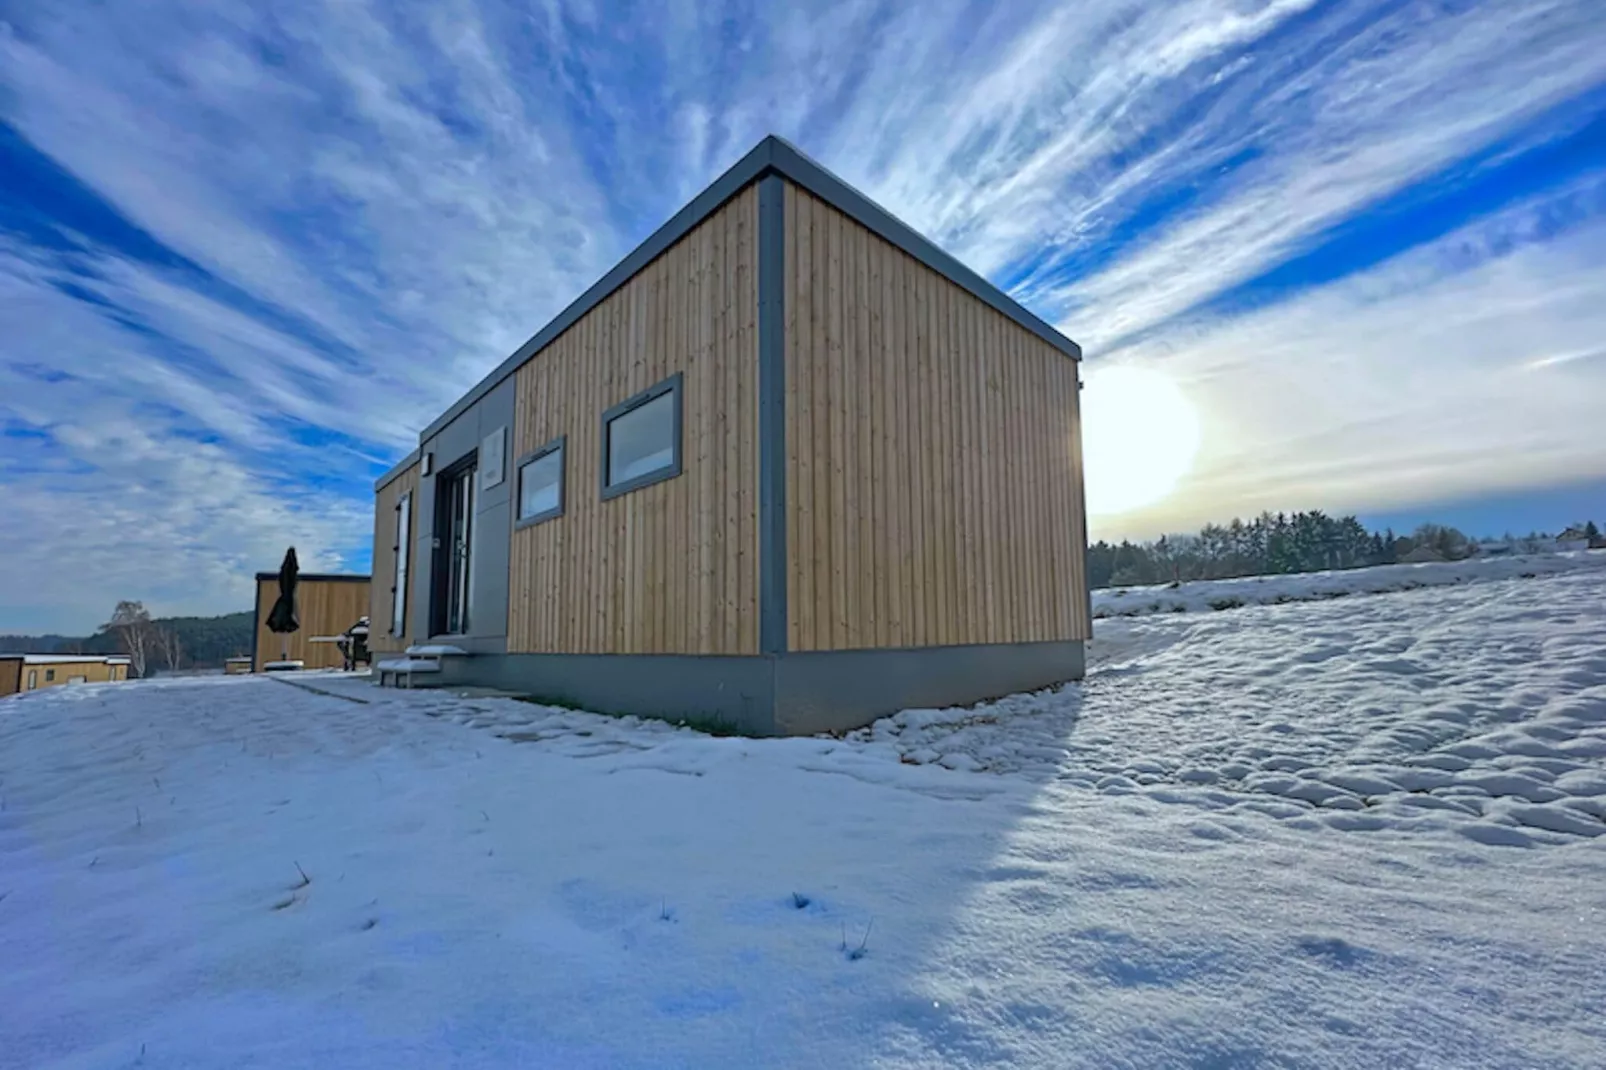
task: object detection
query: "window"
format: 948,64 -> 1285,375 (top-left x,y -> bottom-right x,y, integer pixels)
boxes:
45,669 -> 55,682
601,373 -> 682,499
516,437 -> 566,528
392,492 -> 412,637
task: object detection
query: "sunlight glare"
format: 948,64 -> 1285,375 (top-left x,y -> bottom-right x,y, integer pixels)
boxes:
1082,365 -> 1202,516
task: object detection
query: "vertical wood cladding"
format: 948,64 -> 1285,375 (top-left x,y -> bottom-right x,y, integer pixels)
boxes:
370,463 -> 420,656
783,183 -> 1091,652
253,577 -> 372,670
508,186 -> 760,655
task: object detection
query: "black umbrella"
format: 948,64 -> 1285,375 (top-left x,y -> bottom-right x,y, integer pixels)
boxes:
265,546 -> 300,664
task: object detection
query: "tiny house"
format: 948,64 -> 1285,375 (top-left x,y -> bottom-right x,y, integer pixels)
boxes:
372,136 -> 1090,735
0,654 -> 131,696
251,572 -> 371,671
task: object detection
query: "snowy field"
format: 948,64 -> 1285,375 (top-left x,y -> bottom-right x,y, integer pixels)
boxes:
1091,547 -> 1606,617
3,564 -> 1605,1068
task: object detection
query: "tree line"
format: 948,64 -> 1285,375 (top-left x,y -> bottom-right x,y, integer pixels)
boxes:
1088,512 -> 1599,589
0,604 -> 254,677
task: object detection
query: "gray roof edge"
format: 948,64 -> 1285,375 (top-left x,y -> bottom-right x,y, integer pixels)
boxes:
373,447 -> 422,493
415,134 -> 1079,445
418,138 -> 779,442
763,137 -> 1082,362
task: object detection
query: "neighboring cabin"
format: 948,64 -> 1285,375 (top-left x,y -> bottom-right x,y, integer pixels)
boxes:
251,573 -> 371,672
1556,528 -> 1592,553
0,654 -> 130,697
370,135 -> 1091,736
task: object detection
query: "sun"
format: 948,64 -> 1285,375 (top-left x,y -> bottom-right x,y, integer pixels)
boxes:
1081,364 -> 1201,516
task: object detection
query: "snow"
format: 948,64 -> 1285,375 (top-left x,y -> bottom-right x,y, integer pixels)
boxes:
3,562 -> 1605,1068
403,644 -> 470,657
1091,547 -> 1606,618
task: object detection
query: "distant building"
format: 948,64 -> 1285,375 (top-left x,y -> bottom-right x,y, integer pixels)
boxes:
251,572 -> 371,671
1476,541 -> 1515,557
1556,529 -> 1591,553
1400,545 -> 1445,564
0,654 -> 131,697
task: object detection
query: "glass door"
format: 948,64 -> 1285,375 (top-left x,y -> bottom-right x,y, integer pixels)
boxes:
432,458 -> 476,636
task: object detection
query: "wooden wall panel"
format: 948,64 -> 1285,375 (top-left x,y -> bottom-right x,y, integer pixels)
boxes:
253,578 -> 372,670
0,660 -> 22,696
508,186 -> 760,655
784,183 -> 1091,652
370,463 -> 420,655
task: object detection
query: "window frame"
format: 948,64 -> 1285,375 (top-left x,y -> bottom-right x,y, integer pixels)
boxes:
599,373 -> 683,501
514,435 -> 567,530
391,491 -> 412,638
45,669 -> 55,682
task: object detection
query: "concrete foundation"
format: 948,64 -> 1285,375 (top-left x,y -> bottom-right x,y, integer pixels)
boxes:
423,640 -> 1085,736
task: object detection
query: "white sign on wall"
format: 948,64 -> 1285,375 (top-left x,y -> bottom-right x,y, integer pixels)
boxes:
480,427 -> 506,490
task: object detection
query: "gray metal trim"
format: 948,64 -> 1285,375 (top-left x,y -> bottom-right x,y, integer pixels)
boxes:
373,448 -> 421,493
412,134 -> 1079,448
599,372 -> 683,501
420,142 -> 784,443
512,435 -> 567,529
758,175 -> 788,655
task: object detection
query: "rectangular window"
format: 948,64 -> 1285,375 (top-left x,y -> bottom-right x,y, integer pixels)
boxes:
392,492 -> 412,637
45,669 -> 55,682
601,373 -> 682,500
516,437 -> 566,528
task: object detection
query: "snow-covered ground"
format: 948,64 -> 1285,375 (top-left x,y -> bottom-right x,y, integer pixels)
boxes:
1091,547 -> 1606,617
3,564 -> 1605,1068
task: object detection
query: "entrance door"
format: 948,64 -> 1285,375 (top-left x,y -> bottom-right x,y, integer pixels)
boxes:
433,458 -> 476,635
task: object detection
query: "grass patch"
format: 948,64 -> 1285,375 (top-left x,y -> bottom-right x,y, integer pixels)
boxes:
1208,597 -> 1245,611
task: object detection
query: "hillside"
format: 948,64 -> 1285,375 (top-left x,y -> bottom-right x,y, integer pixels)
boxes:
0,610 -> 254,669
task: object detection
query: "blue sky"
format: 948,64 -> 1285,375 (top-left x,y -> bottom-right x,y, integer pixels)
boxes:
2,0 -> 1604,634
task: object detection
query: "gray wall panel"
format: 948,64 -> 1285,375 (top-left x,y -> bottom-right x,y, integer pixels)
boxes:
439,653 -> 778,737
412,376 -> 515,649
772,641 -> 1085,736
391,641 -> 1083,738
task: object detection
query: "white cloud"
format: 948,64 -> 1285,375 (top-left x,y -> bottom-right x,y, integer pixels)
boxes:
1,0 -> 1603,630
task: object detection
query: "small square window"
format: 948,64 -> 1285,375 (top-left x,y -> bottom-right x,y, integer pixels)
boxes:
45,669 -> 56,682
515,436 -> 566,528
601,374 -> 682,499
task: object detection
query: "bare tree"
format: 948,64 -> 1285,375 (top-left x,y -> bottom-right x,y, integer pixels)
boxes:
153,625 -> 185,674
103,601 -> 156,679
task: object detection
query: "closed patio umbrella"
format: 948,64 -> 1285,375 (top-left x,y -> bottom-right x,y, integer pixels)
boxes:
265,546 -> 300,666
